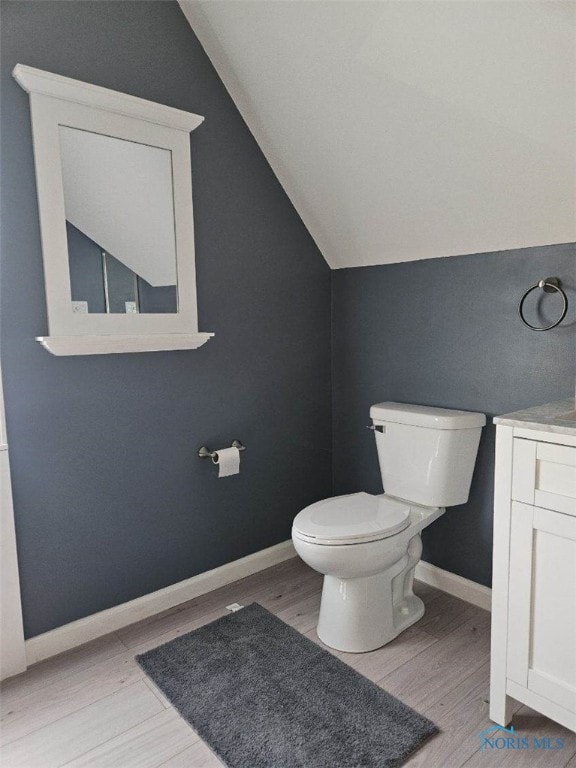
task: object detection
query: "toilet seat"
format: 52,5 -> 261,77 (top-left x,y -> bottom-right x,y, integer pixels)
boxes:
292,492 -> 411,546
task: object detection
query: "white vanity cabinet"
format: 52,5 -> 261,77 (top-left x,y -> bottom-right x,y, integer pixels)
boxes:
490,403 -> 576,733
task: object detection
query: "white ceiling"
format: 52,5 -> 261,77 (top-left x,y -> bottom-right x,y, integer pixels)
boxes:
180,0 -> 576,269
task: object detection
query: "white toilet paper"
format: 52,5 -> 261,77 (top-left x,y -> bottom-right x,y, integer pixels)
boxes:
212,446 -> 241,478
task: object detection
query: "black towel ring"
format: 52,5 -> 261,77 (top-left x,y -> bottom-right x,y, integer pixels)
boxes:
518,277 -> 568,331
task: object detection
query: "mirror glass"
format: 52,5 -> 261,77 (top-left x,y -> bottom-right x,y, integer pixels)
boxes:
59,126 -> 178,314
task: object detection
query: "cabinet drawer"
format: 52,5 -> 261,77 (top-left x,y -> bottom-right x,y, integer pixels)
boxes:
512,439 -> 576,515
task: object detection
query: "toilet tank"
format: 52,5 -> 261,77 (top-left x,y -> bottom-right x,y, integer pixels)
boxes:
370,402 -> 486,507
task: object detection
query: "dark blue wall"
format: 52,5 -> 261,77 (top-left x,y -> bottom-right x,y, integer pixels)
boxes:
332,244 -> 575,587
2,1 -> 574,639
0,1 -> 332,637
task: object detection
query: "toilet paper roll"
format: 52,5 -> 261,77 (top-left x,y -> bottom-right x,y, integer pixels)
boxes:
212,446 -> 241,478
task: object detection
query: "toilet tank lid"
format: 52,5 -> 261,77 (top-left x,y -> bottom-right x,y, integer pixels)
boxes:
370,402 -> 486,430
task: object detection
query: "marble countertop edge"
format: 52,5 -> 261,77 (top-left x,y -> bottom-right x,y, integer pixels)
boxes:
493,398 -> 576,436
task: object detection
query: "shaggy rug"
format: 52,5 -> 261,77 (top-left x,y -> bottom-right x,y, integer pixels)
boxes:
137,602 -> 438,767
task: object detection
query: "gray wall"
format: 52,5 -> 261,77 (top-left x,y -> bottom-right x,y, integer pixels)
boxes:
0,1 -> 332,638
332,244 -> 575,587
2,1 -> 574,639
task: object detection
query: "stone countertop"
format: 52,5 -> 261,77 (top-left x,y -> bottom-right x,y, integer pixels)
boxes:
493,398 -> 576,436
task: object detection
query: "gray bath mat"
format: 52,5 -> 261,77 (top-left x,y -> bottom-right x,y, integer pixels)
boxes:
136,603 -> 438,768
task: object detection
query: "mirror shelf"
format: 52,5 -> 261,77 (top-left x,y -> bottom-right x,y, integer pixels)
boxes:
37,334 -> 214,356
13,64 -> 213,356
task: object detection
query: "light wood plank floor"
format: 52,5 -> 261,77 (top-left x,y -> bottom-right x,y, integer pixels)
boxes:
1,558 -> 575,767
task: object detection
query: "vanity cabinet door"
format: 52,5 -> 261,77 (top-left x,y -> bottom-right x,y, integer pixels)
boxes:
507,501 -> 576,715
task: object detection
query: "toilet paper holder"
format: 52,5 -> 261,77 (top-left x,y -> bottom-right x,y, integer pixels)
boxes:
198,440 -> 246,460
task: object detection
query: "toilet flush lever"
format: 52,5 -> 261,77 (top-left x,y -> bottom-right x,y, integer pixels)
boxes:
367,425 -> 385,433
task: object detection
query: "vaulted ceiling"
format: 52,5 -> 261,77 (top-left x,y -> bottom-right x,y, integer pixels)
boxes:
180,1 -> 576,269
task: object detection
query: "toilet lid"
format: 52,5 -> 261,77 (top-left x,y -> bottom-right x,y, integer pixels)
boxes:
292,493 -> 411,545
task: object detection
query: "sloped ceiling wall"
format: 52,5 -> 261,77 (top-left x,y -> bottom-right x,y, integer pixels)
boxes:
180,0 -> 575,269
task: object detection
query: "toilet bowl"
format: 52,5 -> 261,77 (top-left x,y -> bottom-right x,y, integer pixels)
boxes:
292,402 -> 485,653
292,492 -> 444,652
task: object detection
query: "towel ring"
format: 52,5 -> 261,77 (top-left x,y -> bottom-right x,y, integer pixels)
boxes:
518,277 -> 568,331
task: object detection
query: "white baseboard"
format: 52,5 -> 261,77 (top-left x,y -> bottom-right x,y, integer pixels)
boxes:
415,560 -> 492,612
24,546 -> 489,667
25,540 -> 296,665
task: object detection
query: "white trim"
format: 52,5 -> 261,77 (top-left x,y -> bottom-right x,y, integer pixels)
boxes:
37,333 -> 214,356
0,368 -> 27,681
415,560 -> 492,612
507,679 -> 575,733
513,427 -> 576,447
23,544 -> 491,667
12,64 -> 203,132
25,540 -> 296,665
489,424 -> 516,726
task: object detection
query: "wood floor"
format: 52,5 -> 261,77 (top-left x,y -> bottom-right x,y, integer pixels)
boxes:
1,557 -> 575,767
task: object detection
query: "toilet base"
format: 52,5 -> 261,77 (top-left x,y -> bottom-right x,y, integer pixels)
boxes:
317,535 -> 424,653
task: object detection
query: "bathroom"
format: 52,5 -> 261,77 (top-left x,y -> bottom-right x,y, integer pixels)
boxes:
0,1 -> 574,766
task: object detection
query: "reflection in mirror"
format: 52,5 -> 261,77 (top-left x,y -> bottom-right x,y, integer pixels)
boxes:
59,126 -> 178,314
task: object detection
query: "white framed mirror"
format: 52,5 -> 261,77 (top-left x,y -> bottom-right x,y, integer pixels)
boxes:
13,64 -> 213,355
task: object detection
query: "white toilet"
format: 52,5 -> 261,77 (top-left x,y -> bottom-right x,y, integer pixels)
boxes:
292,402 -> 486,653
